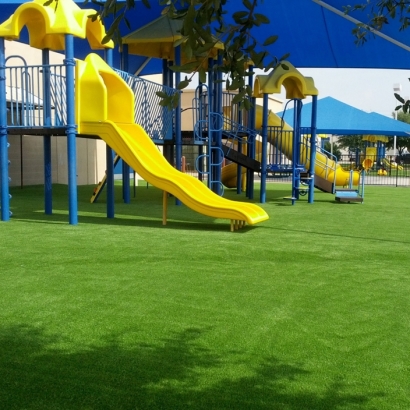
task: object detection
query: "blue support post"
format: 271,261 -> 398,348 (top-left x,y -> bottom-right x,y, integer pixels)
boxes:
105,48 -> 115,218
43,49 -> 52,214
207,58 -> 214,191
0,37 -> 9,221
65,35 -> 78,224
121,44 -> 131,204
291,99 -> 302,203
215,52 -> 223,195
259,93 -> 269,203
236,92 -> 243,195
162,59 -> 168,87
308,95 -> 317,203
174,45 -> 182,205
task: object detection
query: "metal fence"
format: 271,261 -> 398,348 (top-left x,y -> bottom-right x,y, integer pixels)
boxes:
338,154 -> 410,187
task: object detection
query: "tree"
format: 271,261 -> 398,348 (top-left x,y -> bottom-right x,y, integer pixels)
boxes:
345,1 -> 410,112
79,0 -> 284,109
344,1 -> 410,45
386,110 -> 410,155
323,140 -> 342,160
336,135 -> 366,153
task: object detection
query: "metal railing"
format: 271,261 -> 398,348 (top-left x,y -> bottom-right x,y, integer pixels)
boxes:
5,60 -> 66,128
115,69 -> 178,142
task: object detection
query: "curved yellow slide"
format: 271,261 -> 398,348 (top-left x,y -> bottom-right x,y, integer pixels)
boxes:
383,158 -> 403,170
75,54 -> 268,227
222,105 -> 359,188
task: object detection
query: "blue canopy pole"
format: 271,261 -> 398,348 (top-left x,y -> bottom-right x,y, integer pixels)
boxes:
260,93 -> 269,203
65,34 -> 78,224
0,37 -> 9,221
121,44 -> 130,204
42,49 -> 52,214
105,48 -> 115,218
174,45 -> 182,205
308,95 -> 317,203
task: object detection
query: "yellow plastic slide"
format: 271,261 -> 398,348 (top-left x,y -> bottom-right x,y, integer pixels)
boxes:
383,158 -> 403,170
75,54 -> 268,227
222,106 -> 359,188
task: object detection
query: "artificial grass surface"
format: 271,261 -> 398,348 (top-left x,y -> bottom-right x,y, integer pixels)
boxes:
1,182 -> 409,409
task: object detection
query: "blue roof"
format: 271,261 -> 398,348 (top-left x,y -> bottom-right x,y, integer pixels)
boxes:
2,1 -> 410,74
277,96 -> 410,137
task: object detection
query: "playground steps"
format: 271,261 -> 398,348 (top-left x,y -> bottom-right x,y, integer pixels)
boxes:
221,145 -> 261,171
90,154 -> 120,203
312,173 -> 334,194
335,189 -> 363,203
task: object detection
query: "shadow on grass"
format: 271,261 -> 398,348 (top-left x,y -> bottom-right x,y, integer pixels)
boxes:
11,210 -> 260,233
0,325 -> 381,410
9,185 -> 267,233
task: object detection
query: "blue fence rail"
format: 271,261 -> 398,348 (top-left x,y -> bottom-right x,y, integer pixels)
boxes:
4,62 -> 178,143
5,63 -> 66,128
114,69 -> 178,143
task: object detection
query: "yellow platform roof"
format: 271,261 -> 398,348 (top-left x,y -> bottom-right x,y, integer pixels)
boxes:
122,13 -> 223,71
0,0 -> 113,51
254,61 -> 318,99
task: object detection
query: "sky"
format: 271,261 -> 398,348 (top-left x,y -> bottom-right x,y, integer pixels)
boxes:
276,68 -> 410,118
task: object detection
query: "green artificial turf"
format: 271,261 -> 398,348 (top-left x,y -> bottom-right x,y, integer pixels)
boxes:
1,182 -> 409,409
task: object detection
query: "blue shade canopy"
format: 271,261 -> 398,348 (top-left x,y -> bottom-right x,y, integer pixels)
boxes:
277,96 -> 410,136
2,0 -> 410,74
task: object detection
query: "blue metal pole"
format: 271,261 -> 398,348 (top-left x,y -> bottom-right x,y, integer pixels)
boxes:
308,95 -> 317,203
207,58 -> 214,191
174,45 -> 182,205
105,48 -> 115,218
65,35 -> 78,224
43,49 -> 52,214
216,52 -> 223,195
120,44 -> 131,204
292,99 -> 302,202
162,59 -> 168,87
0,37 -> 9,221
259,93 -> 268,203
247,65 -> 255,199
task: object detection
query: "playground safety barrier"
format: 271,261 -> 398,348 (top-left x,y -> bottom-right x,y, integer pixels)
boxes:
5,61 -> 66,129
114,69 -> 178,143
4,60 -> 178,144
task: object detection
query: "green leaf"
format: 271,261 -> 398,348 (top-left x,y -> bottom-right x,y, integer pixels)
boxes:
156,91 -> 169,99
395,93 -> 405,103
177,79 -> 191,90
254,13 -> 270,24
184,5 -> 196,35
263,35 -> 278,46
199,68 -> 207,84
278,53 -> 291,61
232,11 -> 248,24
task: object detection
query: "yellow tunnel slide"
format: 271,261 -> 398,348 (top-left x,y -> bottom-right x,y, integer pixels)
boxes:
222,106 -> 359,188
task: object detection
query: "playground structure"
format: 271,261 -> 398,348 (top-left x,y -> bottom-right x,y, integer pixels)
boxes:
359,135 -> 404,172
0,0 -> 269,230
0,0 -> 365,227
